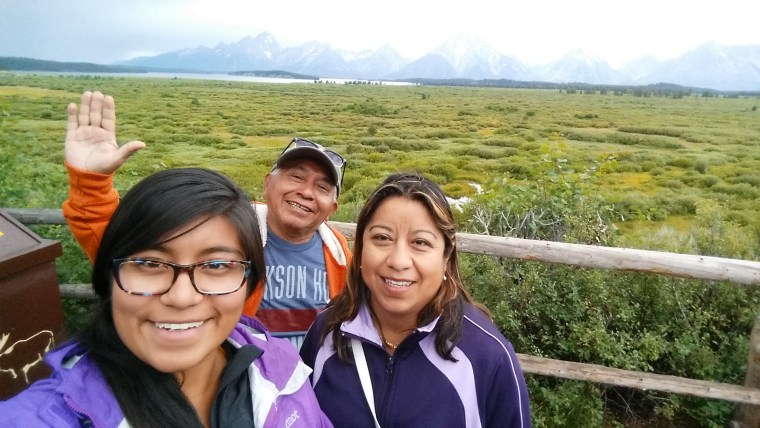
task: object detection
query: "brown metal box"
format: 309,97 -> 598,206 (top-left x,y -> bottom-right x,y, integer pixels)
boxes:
0,210 -> 64,399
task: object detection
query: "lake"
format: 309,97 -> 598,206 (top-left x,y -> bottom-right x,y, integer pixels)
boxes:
12,71 -> 418,86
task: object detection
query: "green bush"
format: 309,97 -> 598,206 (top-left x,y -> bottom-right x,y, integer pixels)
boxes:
449,146 -> 502,159
696,175 -> 720,188
710,183 -> 760,200
618,126 -> 685,138
727,174 -> 760,187
667,157 -> 696,169
343,101 -> 393,116
460,170 -> 760,426
694,159 -> 708,174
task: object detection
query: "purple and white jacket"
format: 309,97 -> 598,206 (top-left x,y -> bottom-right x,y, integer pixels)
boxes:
0,316 -> 332,428
300,303 -> 531,428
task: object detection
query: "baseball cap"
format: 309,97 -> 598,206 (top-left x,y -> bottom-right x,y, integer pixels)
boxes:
273,138 -> 346,196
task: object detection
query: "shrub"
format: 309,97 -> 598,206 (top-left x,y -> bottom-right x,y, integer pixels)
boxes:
695,175 -> 720,188
483,138 -> 523,148
694,159 -> 708,174
710,183 -> 760,200
691,200 -> 760,258
727,174 -> 760,187
343,101 -> 393,116
618,126 -> 685,138
462,189 -> 760,426
449,146 -> 502,159
422,129 -> 464,139
667,157 -> 696,169
662,179 -> 685,189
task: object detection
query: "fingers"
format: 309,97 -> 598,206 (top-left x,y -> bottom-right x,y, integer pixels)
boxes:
119,141 -> 146,159
101,95 -> 116,134
89,92 -> 103,128
78,91 -> 91,126
66,102 -> 78,134
106,141 -> 146,172
76,91 -> 108,129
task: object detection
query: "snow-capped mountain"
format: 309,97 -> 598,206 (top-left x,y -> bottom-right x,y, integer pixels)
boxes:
619,55 -> 661,81
535,50 -> 629,85
427,34 -> 530,80
273,41 -> 353,77
636,43 -> 760,91
118,33 -> 760,91
125,32 -> 285,72
343,45 -> 409,79
388,53 -> 457,80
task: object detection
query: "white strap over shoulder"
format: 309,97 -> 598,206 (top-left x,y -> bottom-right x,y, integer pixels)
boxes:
253,203 -> 269,246
317,222 -> 347,265
351,338 -> 381,428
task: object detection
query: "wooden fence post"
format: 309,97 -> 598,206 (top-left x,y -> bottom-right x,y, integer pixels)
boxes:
734,311 -> 760,427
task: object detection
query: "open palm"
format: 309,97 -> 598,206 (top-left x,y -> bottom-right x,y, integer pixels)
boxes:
64,91 -> 144,174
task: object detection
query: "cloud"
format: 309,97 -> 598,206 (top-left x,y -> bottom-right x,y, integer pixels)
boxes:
1,0 -> 759,67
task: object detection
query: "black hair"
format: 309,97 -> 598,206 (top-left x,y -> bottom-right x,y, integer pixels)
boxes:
78,168 -> 264,428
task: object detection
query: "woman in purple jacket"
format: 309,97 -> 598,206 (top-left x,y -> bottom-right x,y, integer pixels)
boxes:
0,162 -> 331,425
300,172 -> 531,427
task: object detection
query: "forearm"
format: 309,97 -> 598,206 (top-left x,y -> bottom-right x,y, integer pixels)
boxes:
61,162 -> 119,263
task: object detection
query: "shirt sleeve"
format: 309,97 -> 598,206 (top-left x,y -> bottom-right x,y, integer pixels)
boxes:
242,279 -> 265,317
61,162 -> 119,263
487,347 -> 532,428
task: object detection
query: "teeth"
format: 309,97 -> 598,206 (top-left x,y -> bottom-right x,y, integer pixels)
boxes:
386,279 -> 412,287
155,321 -> 204,331
287,201 -> 312,212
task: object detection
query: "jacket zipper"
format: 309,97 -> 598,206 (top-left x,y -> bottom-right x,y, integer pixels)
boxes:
63,394 -> 101,428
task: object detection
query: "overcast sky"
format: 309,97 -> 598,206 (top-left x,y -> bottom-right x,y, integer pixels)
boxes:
1,0 -> 758,68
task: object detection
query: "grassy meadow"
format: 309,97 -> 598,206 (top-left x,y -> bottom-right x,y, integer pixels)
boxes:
3,73 -> 759,241
2,73 -> 760,426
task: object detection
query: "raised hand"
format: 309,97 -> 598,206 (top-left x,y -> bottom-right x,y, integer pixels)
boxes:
64,91 -> 145,174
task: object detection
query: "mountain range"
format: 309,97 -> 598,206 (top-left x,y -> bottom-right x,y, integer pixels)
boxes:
119,32 -> 759,91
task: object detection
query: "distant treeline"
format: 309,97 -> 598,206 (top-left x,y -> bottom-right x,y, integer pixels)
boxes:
406,77 -> 760,97
0,57 -> 150,73
0,57 -> 206,75
3,56 -> 759,97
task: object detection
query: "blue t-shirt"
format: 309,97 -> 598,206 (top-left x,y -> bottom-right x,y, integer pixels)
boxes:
257,228 -> 329,349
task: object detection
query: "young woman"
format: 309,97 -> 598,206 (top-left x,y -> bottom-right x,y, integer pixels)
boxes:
300,172 -> 531,427
0,167 -> 332,427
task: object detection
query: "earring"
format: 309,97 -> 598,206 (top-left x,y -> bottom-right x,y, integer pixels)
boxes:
443,273 -> 447,280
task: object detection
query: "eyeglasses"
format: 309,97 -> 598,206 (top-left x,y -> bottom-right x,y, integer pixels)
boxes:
285,138 -> 346,169
112,258 -> 252,296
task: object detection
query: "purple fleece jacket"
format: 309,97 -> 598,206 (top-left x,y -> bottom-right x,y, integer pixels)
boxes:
300,303 -> 531,428
0,315 -> 332,428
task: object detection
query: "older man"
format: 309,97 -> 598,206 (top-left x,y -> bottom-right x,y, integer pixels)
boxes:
63,91 -> 351,348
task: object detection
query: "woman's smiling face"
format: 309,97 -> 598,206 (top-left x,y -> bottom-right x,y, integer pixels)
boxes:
111,215 -> 246,374
361,196 -> 448,326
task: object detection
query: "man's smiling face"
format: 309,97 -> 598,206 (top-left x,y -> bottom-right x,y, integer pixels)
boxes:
263,159 -> 338,243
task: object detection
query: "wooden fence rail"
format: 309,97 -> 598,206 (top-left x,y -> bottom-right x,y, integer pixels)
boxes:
10,208 -> 759,286
7,208 -> 760,411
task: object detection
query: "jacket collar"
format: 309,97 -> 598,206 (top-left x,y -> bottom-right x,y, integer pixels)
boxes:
340,304 -> 440,346
254,203 -> 347,266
